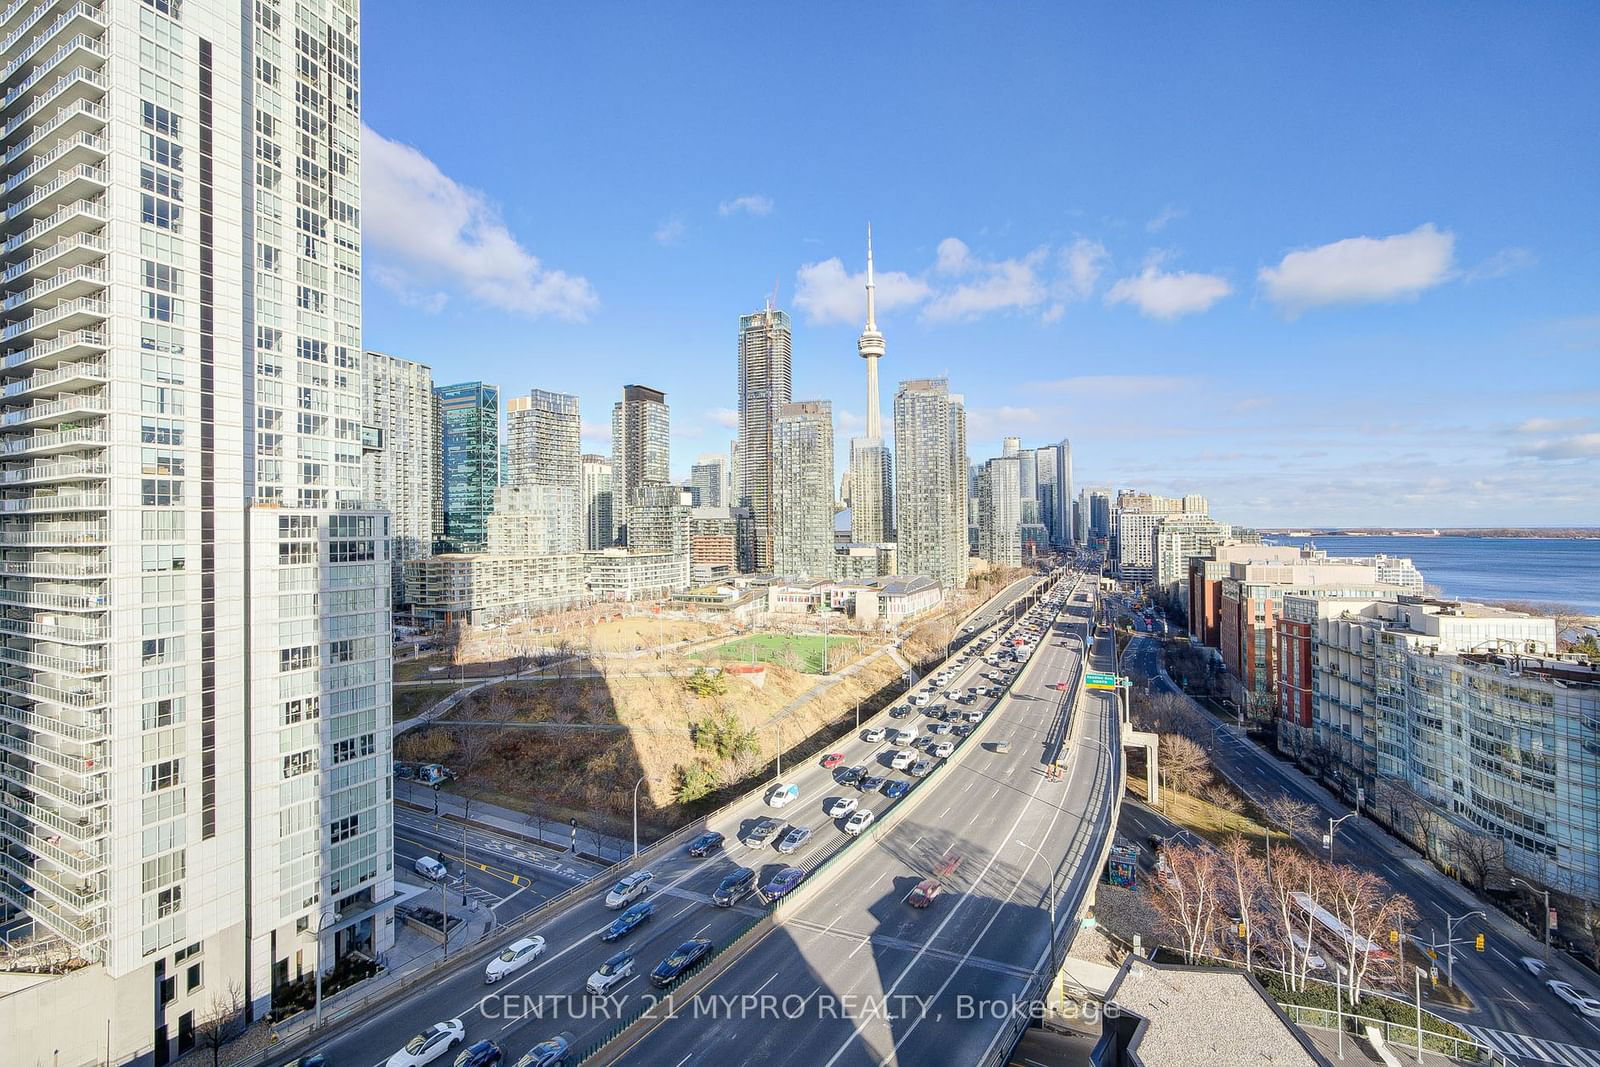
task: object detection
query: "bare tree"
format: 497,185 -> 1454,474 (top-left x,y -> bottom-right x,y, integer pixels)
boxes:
1222,834 -> 1267,972
1160,733 -> 1212,799
1325,864 -> 1417,1003
1258,848 -> 1328,993
1447,826 -> 1504,891
1151,844 -> 1226,964
194,981 -> 247,1067
1261,795 -> 1317,848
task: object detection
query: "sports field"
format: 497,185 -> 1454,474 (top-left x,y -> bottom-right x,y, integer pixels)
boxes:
693,632 -> 859,674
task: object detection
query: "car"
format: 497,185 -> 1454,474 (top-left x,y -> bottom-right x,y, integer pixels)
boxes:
882,779 -> 910,799
766,783 -> 800,808
1520,956 -> 1546,976
651,939 -> 714,987
586,950 -> 636,994
992,740 -> 1011,754
932,741 -> 954,759
604,870 -> 654,909
1548,980 -> 1600,1017
952,724 -> 973,738
889,705 -> 912,719
512,1032 -> 576,1067
776,825 -> 813,854
484,936 -> 547,982
601,899 -> 655,941
862,726 -> 887,742
836,765 -> 865,785
745,817 -> 781,847
910,758 -> 933,777
453,1041 -> 504,1067
711,867 -> 756,906
907,878 -> 942,908
820,752 -> 845,768
890,729 -> 916,746
935,854 -> 964,878
843,809 -> 875,835
761,866 -> 806,901
908,694 -> 929,707
858,774 -> 886,792
414,856 -> 448,881
285,1057 -> 329,1067
687,831 -> 725,857
927,722 -> 950,735
387,1020 -> 466,1067
890,749 -> 916,771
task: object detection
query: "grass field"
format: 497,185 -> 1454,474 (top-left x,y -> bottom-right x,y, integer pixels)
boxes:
693,633 -> 858,674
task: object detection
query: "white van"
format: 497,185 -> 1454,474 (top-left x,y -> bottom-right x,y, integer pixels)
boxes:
414,855 -> 447,881
890,729 -> 917,747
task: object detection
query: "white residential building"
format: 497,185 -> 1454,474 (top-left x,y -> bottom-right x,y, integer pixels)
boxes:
580,453 -> 613,550
977,456 -> 1022,566
363,351 -> 440,601
1152,513 -> 1232,605
611,384 -> 669,547
893,379 -> 968,593
737,305 -> 792,571
0,3 -> 392,1063
772,400 -> 834,578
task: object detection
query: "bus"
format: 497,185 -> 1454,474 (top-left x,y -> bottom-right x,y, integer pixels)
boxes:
1291,892 -> 1393,964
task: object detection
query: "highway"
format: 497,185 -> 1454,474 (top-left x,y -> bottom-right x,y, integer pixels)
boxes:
270,575 -> 1048,1067
598,575 -> 1121,1066
1117,610 -> 1600,1067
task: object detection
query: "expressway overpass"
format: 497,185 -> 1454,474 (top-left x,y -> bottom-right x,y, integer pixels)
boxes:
264,575 -> 1052,1067
594,576 -> 1122,1066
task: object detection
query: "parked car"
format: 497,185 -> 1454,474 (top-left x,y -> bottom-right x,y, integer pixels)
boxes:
453,1041 -> 504,1067
766,783 -> 800,808
776,825 -> 813,854
687,831 -> 725,857
604,870 -> 654,909
711,868 -> 756,907
760,867 -> 806,902
387,1020 -> 466,1067
651,939 -> 714,987
484,936 -> 546,983
586,951 -> 635,994
843,809 -> 875,835
414,856 -> 448,881
512,1032 -> 575,1067
601,900 -> 655,941
907,879 -> 942,908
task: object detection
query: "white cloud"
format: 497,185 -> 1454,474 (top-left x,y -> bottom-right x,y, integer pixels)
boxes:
362,126 -> 597,320
922,242 -> 1049,322
1060,238 -> 1108,301
1515,416 -> 1592,434
1258,223 -> 1454,314
1105,264 -> 1232,319
1514,433 -> 1600,460
718,194 -> 774,217
706,407 -> 741,430
1145,205 -> 1186,233
793,258 -> 932,325
653,215 -> 687,245
1465,246 -> 1536,282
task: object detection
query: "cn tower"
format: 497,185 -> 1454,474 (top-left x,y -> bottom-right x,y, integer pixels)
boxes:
858,223 -> 886,439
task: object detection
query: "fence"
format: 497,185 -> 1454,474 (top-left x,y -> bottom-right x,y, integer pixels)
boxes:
1278,1003 -> 1500,1063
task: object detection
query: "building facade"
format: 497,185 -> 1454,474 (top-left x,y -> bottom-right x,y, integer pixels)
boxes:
610,384 -> 669,546
503,389 -> 581,553
689,459 -> 724,508
892,379 -> 968,593
688,506 -> 753,581
363,351 -> 440,602
435,381 -> 500,551
737,305 -> 792,571
1152,513 -> 1231,607
0,4 -> 393,1063
977,456 -> 1023,567
580,453 -> 613,549
772,400 -> 834,577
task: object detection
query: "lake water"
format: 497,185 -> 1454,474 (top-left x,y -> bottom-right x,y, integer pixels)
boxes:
1268,535 -> 1600,615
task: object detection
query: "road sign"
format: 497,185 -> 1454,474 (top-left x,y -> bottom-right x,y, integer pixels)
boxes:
1086,672 -> 1121,690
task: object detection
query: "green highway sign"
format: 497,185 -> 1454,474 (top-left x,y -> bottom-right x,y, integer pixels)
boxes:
1086,672 -> 1119,688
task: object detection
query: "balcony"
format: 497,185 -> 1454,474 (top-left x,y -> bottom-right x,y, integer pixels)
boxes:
0,613 -> 105,642
0,4 -> 105,89
0,61 -> 104,139
1,353 -> 102,398
0,877 -> 106,954
1,232 -> 103,287
3,196 -> 104,256
5,109 -> 103,181
0,729 -> 107,775
0,554 -> 105,578
1,291 -> 105,343
0,422 -> 105,457
0,701 -> 105,740
0,786 -> 104,842
0,455 -> 106,485
0,848 -> 104,913
0,757 -> 102,807
0,487 -> 107,511
2,260 -> 104,314
0,668 -> 104,708
0,584 -> 106,610
0,813 -> 104,875
4,163 -> 107,229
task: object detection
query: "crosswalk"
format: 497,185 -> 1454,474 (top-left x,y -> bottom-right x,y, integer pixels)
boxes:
1464,1024 -> 1600,1067
449,877 -> 505,908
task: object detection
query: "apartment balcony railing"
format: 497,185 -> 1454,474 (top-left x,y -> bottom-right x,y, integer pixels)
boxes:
0,486 -> 107,511
4,126 -> 103,195
0,669 -> 104,708
0,730 -> 106,775
0,701 -> 105,740
0,554 -> 106,578
2,195 -> 104,256
0,62 -> 104,140
0,521 -> 106,546
0,292 -> 105,343
0,758 -> 101,807
0,455 -> 106,484
0,786 -> 105,840
0,878 -> 106,953
4,163 -> 107,228
1,35 -> 104,126
1,353 -> 102,397
0,4 -> 104,87
0,232 -> 102,287
0,584 -> 106,610
0,613 -> 104,642
0,848 -> 103,912
2,260 -> 103,313
0,814 -> 104,875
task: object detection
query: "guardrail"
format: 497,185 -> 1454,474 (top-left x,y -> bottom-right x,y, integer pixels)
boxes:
581,574 -> 1075,1064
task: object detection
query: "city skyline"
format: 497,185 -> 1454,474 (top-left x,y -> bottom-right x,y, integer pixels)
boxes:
359,3 -> 1597,527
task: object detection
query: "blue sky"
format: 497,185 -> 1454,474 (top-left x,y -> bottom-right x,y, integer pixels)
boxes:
360,2 -> 1600,527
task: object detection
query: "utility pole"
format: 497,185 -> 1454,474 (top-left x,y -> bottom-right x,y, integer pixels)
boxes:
1511,878 -> 1552,963
1443,910 -> 1484,986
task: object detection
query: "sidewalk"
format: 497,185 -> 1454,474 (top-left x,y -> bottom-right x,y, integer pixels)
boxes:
396,784 -> 637,865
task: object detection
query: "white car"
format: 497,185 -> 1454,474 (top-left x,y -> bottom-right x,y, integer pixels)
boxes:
766,783 -> 800,808
604,870 -> 654,909
484,936 -> 547,983
909,694 -> 930,707
843,809 -> 875,835
830,797 -> 859,818
890,729 -> 916,747
386,1019 -> 466,1067
586,950 -> 635,994
1520,956 -> 1546,976
414,855 -> 448,881
932,741 -> 955,759
1548,979 -> 1600,1017
862,726 -> 887,742
891,750 -> 915,770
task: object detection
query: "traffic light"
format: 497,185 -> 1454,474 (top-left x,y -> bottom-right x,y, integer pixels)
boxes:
1238,922 -> 1248,938
1389,929 -> 1400,945
1475,933 -> 1485,952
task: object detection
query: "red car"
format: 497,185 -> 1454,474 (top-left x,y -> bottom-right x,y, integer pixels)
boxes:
820,752 -> 845,769
907,878 -> 942,908
935,854 -> 964,879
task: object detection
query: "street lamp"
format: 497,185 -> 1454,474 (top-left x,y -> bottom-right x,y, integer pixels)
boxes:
306,906 -> 337,1030
1015,839 -> 1064,981
1323,812 -> 1357,863
1413,965 -> 1426,1060
1511,878 -> 1552,963
631,774 -> 652,858
1443,910 -> 1484,985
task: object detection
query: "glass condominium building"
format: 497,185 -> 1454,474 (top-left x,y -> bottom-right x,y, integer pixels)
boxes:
435,380 -> 499,551
0,2 -> 394,1063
